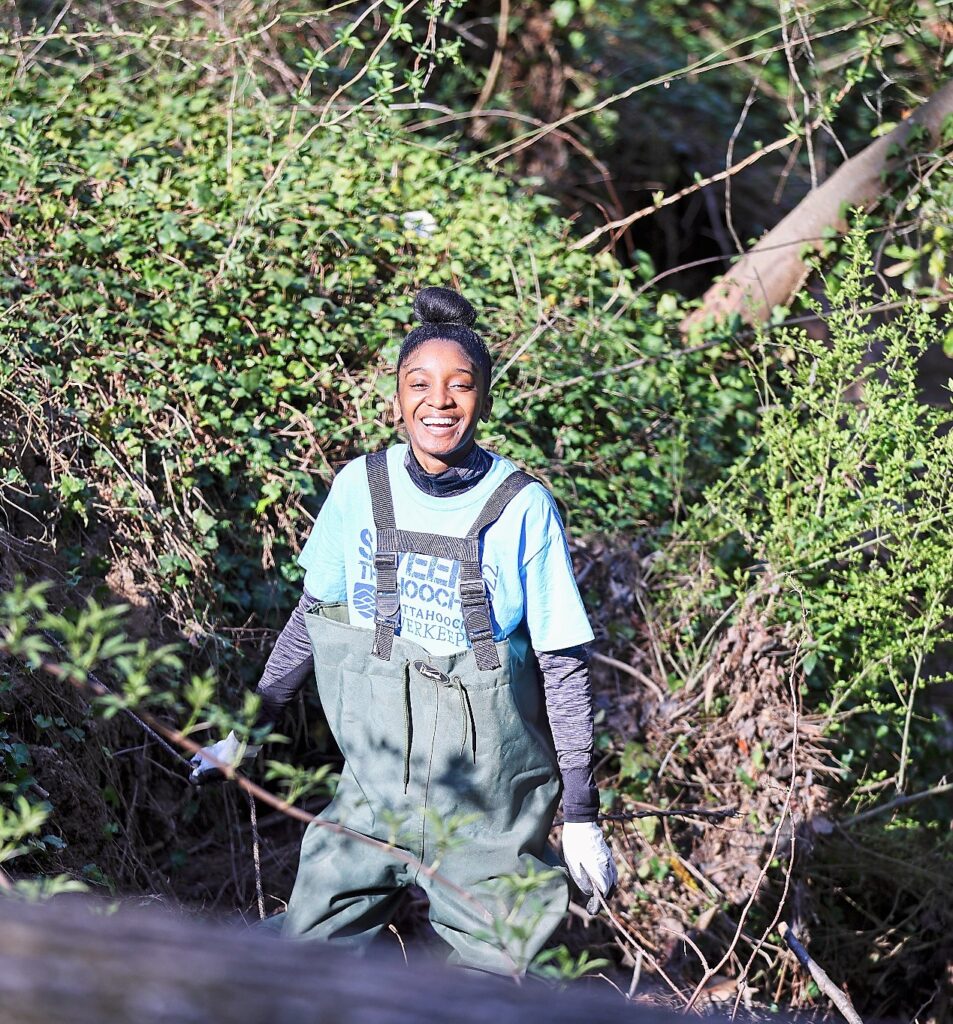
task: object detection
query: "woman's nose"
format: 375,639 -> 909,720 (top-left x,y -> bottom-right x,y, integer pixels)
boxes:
428,384 -> 454,407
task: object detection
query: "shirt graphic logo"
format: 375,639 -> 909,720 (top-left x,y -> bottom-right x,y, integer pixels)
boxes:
352,528 -> 497,647
352,582 -> 376,620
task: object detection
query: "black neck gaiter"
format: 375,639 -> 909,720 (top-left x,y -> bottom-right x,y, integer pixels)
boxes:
404,444 -> 493,497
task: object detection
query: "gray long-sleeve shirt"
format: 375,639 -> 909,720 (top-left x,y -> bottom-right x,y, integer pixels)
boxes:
255,591 -> 599,822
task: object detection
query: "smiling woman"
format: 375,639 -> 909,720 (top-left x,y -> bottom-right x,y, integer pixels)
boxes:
190,286 -> 618,974
393,290 -> 494,473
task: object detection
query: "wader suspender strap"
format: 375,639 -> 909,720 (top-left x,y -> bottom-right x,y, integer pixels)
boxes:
457,470 -> 535,670
365,451 -> 534,670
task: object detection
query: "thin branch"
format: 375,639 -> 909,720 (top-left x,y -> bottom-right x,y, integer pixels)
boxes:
897,596 -> 938,794
588,887 -> 686,1003
3,644 -> 501,935
482,10 -> 878,169
39,630 -> 190,767
840,779 -> 953,828
318,0 -> 427,126
590,651 -> 665,701
729,634 -> 807,1018
18,0 -> 72,75
398,102 -> 624,220
684,629 -> 802,1012
781,922 -> 865,1024
512,336 -> 726,403
509,290 -> 953,406
594,805 -> 740,824
6,13 -> 283,49
470,0 -> 509,116
571,131 -> 800,252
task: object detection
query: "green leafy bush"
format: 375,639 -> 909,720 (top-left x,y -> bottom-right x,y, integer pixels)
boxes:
0,55 -> 755,631
670,228 -> 952,788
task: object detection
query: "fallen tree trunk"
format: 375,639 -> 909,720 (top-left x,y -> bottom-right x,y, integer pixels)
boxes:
684,79 -> 953,329
0,895 -> 791,1024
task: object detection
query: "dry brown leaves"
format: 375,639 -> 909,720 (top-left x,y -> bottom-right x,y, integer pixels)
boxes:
571,536 -> 836,1006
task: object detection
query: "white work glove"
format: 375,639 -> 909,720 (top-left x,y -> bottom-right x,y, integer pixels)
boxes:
189,731 -> 260,786
562,821 -> 618,902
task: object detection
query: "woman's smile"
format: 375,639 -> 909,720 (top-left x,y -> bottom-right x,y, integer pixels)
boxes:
420,414 -> 460,434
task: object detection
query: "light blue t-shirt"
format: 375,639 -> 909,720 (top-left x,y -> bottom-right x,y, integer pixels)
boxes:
298,444 -> 594,656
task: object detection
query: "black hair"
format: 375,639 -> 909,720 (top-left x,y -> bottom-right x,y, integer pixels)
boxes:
396,287 -> 492,393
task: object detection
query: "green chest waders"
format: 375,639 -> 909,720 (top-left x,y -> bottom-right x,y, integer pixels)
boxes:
281,452 -> 568,974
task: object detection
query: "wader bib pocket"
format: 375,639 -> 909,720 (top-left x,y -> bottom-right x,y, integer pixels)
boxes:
284,453 -> 568,974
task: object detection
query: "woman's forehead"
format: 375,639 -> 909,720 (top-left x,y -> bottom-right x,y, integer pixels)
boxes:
400,337 -> 477,373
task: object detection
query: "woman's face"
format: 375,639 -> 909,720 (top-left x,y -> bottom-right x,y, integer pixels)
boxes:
393,338 -> 492,474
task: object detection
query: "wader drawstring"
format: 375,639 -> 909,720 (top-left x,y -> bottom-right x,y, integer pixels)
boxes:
402,662 -> 412,794
403,666 -> 475,794
451,676 -> 477,764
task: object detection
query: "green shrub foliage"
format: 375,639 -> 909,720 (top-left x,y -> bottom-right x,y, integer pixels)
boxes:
673,229 -> 953,788
0,56 -> 755,626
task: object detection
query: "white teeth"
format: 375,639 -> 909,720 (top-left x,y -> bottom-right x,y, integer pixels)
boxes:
423,418 -> 455,426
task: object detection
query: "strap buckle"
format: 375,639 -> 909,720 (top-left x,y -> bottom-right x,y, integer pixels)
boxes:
375,591 -> 401,625
374,551 -> 398,573
459,579 -> 488,606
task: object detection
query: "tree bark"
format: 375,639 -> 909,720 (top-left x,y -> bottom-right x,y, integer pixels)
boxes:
684,80 -> 953,329
0,895 -> 796,1024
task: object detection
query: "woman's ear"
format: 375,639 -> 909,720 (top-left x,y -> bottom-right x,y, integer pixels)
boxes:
480,393 -> 494,422
392,394 -> 402,425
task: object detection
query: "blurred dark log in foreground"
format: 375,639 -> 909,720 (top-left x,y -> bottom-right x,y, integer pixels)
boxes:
0,895 -> 794,1024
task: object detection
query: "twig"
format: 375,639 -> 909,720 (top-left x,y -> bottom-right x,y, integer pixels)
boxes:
685,632 -> 802,1012
729,633 -> 806,1018
470,0 -> 509,116
489,317 -> 555,389
483,12 -> 878,170
898,609 -> 936,794
588,888 -> 685,1003
514,337 -> 725,404
7,647 -> 501,935
627,949 -> 643,999
39,631 -> 190,767
725,61 -> 771,253
572,52 -> 877,257
514,291 -> 953,405
840,779 -> 952,829
247,790 -> 265,922
590,651 -> 665,701
18,0 -> 72,74
571,130 -> 800,251
6,14 -> 284,50
318,0 -> 427,126
398,102 -> 624,217
591,805 -> 740,825
780,922 -> 865,1024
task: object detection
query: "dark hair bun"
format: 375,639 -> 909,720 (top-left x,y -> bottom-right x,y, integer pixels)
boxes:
412,286 -> 477,327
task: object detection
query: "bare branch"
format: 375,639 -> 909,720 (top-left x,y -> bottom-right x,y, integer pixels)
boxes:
781,922 -> 865,1024
840,778 -> 952,828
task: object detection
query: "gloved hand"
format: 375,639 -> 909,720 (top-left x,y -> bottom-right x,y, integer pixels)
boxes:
189,731 -> 260,786
562,821 -> 618,902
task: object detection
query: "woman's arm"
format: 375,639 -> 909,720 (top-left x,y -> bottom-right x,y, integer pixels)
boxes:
252,589 -> 317,725
255,466 -> 352,723
538,643 -> 617,900
191,589 -> 320,784
536,646 -> 599,823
